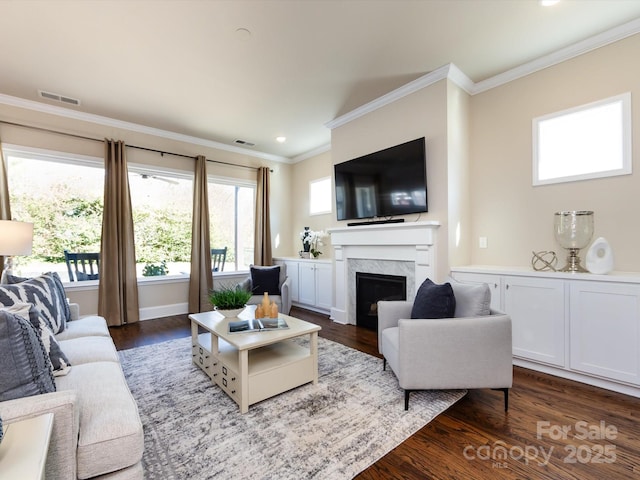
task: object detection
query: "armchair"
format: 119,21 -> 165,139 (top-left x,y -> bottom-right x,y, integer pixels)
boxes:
237,264 -> 292,315
378,281 -> 513,410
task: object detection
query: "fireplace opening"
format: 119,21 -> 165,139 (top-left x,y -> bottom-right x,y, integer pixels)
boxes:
356,272 -> 407,330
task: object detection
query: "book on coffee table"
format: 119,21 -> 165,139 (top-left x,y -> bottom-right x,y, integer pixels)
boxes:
228,318 -> 289,333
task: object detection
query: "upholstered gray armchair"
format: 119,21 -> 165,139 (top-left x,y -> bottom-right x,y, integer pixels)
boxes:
378,281 -> 513,410
237,264 -> 292,315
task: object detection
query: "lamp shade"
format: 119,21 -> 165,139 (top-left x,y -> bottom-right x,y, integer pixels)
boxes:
0,220 -> 34,256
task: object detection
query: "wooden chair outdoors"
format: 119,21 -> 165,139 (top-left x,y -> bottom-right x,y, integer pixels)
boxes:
211,247 -> 227,272
64,250 -> 100,282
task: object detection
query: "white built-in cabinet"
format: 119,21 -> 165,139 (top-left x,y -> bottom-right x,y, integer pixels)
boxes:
451,266 -> 640,398
275,258 -> 332,314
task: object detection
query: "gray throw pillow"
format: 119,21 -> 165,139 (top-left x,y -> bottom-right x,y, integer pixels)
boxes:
449,280 -> 491,317
0,272 -> 70,334
411,278 -> 456,319
1,303 -> 71,376
250,265 -> 281,295
0,309 -> 56,402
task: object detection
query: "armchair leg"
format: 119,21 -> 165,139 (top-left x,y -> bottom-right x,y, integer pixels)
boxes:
383,358 -> 386,371
492,388 -> 509,411
404,390 -> 413,410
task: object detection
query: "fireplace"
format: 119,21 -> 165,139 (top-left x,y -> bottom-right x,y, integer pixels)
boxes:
356,272 -> 407,330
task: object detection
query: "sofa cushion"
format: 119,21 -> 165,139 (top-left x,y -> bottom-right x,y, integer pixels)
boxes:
250,265 -> 281,295
58,336 -> 119,364
449,280 -> 491,317
411,278 -> 456,319
55,315 -> 110,341
3,303 -> 71,376
0,309 -> 56,401
0,272 -> 70,334
56,362 -> 144,478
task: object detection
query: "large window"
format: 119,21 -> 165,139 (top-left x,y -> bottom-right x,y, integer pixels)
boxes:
208,177 -> 255,272
533,93 -> 632,186
5,146 -> 104,280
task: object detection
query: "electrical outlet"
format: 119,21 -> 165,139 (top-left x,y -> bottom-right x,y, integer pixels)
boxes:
479,236 -> 488,249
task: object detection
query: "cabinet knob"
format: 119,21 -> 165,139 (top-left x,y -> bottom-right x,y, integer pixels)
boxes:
506,284 -> 510,290
494,283 -> 498,289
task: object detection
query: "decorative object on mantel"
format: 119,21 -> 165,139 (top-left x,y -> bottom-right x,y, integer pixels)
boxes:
554,210 -> 594,273
585,237 -> 614,275
531,250 -> 557,271
299,227 -> 327,258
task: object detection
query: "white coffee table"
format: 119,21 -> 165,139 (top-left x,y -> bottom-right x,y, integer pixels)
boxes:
189,307 -> 321,413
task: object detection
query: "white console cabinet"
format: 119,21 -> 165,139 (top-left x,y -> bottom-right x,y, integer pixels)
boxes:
275,258 -> 332,314
452,266 -> 640,397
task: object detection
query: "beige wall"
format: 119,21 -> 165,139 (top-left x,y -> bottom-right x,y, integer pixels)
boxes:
469,33 -> 640,272
0,102 -> 293,315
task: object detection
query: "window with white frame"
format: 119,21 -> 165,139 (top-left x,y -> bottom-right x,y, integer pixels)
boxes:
207,177 -> 255,272
309,176 -> 332,215
533,93 -> 632,186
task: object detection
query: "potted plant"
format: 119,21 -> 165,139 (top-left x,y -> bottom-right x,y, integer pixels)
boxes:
209,284 -> 252,317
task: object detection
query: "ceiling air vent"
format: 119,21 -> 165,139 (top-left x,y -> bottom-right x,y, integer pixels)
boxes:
38,90 -> 81,106
234,139 -> 256,147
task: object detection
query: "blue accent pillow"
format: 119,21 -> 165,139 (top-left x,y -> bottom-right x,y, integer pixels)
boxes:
411,278 -> 456,319
0,309 -> 56,402
250,266 -> 281,295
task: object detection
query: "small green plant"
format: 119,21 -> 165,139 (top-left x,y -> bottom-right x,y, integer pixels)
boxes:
209,284 -> 252,310
142,261 -> 169,277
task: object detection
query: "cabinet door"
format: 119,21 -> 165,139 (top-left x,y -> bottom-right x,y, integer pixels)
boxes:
284,261 -> 300,302
570,281 -> 640,385
314,263 -> 333,311
450,272 -> 502,311
504,276 -> 565,366
298,263 -> 316,306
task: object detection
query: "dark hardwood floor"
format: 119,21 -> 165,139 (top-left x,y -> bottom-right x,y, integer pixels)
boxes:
110,307 -> 640,479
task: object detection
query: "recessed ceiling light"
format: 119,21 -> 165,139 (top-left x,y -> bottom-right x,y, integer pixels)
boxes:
276,136 -> 286,143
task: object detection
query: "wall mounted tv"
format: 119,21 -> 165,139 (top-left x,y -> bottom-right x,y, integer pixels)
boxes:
334,137 -> 427,222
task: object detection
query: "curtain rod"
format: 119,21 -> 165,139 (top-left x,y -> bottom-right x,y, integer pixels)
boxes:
0,119 -> 269,172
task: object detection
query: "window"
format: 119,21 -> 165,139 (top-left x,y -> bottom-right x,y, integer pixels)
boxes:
533,93 -> 632,186
309,177 -> 332,215
5,146 -> 104,280
207,177 -> 255,272
128,166 -> 194,277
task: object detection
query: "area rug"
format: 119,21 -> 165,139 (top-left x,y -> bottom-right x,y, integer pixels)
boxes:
118,336 -> 465,479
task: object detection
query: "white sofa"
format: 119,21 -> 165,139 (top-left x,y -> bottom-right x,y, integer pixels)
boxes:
0,304 -> 144,480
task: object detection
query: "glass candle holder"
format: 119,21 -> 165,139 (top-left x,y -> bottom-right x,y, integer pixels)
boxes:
554,211 -> 594,273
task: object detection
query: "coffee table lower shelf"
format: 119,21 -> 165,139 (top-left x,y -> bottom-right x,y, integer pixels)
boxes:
193,332 -> 318,413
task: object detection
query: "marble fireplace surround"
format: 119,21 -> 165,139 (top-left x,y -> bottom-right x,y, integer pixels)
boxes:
328,221 -> 440,325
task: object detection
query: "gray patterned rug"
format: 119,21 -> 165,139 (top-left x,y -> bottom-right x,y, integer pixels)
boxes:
118,336 -> 465,479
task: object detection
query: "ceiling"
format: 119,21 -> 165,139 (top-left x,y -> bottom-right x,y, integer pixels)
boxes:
2,1 -> 640,162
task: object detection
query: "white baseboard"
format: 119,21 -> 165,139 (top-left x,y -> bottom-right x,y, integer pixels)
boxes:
139,302 -> 189,321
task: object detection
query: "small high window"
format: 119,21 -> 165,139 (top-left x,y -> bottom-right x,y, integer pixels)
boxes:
309,177 -> 332,215
532,93 -> 631,186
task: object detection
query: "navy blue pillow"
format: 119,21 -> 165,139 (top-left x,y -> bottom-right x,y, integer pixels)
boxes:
411,279 -> 456,319
250,266 -> 281,295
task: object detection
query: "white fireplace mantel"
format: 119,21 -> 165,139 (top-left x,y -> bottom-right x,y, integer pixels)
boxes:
328,221 -> 440,324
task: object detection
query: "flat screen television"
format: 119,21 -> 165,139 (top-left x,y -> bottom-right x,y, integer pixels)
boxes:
334,137 -> 427,222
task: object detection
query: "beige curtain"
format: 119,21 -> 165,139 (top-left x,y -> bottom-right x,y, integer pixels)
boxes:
254,166 -> 272,266
188,155 -> 213,313
98,139 -> 140,326
0,139 -> 12,272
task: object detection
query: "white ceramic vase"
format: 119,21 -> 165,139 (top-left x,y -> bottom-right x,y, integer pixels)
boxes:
585,237 -> 614,275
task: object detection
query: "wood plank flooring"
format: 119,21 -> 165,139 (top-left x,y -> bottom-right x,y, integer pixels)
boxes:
110,307 -> 640,479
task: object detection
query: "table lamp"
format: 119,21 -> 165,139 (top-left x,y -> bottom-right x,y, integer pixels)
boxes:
0,220 -> 34,280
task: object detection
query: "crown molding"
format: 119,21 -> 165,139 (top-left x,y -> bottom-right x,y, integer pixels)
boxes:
325,64 -> 467,130
472,17 -> 640,94
291,143 -> 331,163
0,93 -> 290,164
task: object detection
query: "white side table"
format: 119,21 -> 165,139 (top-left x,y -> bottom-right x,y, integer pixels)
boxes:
0,413 -> 54,480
